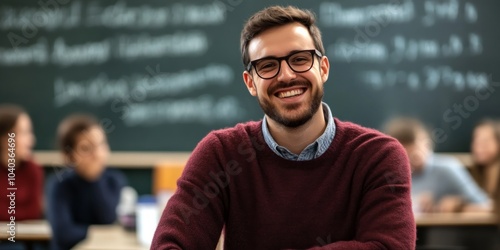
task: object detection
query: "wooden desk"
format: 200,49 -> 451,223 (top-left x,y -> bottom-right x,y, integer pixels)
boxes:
416,213 -> 499,248
416,212 -> 498,227
73,225 -> 146,250
0,216 -> 492,248
0,220 -> 51,241
73,225 -> 224,250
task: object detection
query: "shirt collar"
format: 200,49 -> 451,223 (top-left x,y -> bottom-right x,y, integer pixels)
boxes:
261,102 -> 336,161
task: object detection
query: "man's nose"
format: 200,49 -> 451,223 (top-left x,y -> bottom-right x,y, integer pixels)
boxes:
276,60 -> 296,82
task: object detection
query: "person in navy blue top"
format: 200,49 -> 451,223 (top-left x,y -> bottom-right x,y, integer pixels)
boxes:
47,114 -> 126,250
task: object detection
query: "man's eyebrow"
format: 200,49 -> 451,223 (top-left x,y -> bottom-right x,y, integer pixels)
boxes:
253,50 -> 305,61
288,49 -> 304,54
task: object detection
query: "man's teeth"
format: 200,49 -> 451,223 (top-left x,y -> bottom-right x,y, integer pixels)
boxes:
278,89 -> 304,98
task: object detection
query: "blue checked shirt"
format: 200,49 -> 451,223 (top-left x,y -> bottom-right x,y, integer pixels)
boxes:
262,102 -> 336,161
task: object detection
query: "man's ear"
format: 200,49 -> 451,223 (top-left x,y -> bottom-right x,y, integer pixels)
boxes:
320,56 -> 330,83
243,71 -> 257,96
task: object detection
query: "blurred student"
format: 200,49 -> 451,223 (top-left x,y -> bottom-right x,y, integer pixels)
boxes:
0,104 -> 43,221
385,117 -> 490,213
47,114 -> 126,250
470,119 -> 500,213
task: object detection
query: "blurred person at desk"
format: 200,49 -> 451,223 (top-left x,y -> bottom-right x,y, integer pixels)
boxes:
384,117 -> 491,213
152,6 -> 415,249
470,119 -> 500,215
0,104 -> 44,250
47,114 -> 126,250
0,104 -> 43,221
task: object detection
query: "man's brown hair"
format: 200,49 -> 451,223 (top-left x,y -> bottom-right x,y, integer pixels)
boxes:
240,5 -> 325,67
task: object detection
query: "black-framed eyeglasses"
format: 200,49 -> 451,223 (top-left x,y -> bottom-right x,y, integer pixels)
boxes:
246,49 -> 323,79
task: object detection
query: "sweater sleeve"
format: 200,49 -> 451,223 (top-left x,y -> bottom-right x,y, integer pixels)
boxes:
89,169 -> 127,224
47,177 -> 88,250
151,133 -> 226,249
310,138 -> 416,250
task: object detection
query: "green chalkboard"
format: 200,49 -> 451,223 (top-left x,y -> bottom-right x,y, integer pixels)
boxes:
1,0 -> 499,152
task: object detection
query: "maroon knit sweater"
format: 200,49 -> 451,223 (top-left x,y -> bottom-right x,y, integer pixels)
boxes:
152,119 -> 416,249
0,160 -> 44,221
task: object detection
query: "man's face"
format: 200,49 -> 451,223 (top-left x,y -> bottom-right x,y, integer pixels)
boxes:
243,22 -> 329,128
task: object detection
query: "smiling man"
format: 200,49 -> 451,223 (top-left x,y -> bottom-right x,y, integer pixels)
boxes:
152,6 -> 415,249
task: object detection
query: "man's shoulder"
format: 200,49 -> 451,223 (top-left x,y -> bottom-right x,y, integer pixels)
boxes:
334,118 -> 410,184
206,120 -> 262,143
186,120 -> 265,168
334,118 -> 399,149
190,120 -> 263,156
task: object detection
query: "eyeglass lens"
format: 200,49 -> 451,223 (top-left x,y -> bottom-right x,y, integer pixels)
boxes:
254,51 -> 314,79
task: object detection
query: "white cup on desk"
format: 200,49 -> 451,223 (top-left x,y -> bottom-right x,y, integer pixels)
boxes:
136,195 -> 159,247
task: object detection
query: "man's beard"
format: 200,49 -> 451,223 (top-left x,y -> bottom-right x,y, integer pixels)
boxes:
257,80 -> 323,128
